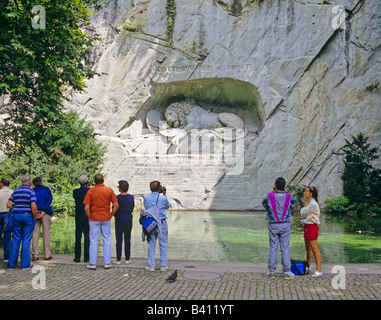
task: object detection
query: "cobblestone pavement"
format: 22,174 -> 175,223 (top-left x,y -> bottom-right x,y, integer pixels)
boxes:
1,256 -> 381,301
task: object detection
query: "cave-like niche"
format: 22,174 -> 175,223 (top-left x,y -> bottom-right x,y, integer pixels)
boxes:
126,77 -> 264,157
143,77 -> 264,133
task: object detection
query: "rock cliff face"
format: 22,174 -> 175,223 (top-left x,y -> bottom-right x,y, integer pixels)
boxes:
66,0 -> 380,209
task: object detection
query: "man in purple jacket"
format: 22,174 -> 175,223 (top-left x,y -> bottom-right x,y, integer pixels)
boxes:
262,177 -> 297,279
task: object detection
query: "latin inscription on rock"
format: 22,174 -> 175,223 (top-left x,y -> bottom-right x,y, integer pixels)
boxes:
151,63 -> 252,73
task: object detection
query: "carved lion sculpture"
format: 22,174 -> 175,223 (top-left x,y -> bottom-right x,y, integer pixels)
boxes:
164,101 -> 244,131
160,102 -> 246,152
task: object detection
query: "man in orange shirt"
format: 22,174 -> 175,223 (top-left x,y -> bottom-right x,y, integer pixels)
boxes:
84,174 -> 119,269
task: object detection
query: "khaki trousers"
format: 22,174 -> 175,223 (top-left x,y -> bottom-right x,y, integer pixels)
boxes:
32,214 -> 52,259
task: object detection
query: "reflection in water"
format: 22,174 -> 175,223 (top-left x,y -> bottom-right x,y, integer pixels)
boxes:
45,211 -> 381,263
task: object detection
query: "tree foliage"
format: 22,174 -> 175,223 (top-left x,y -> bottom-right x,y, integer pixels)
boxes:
0,0 -> 104,157
341,133 -> 381,204
324,134 -> 380,221
0,1 -> 107,217
165,0 -> 176,48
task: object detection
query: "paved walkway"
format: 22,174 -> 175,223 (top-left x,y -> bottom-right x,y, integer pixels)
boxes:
1,254 -> 381,301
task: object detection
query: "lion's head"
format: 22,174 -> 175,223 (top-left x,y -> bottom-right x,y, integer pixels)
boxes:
164,102 -> 194,128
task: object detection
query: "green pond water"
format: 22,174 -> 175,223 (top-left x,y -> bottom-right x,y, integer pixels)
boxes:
35,211 -> 381,263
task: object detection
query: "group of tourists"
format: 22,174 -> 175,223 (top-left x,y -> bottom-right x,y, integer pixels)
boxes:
71,174 -> 170,271
0,174 -> 170,272
1,174 -> 321,278
0,176 -> 53,270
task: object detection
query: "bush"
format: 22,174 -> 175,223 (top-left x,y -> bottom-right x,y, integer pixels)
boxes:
324,196 -> 351,214
0,110 -> 105,197
325,196 -> 381,220
351,202 -> 381,218
0,144 -> 102,194
0,111 -> 105,218
53,192 -> 76,218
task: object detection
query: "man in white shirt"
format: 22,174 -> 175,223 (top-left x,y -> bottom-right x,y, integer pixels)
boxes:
0,178 -> 14,261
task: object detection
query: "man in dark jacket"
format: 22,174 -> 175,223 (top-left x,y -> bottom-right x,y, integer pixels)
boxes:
31,177 -> 54,261
73,175 -> 90,262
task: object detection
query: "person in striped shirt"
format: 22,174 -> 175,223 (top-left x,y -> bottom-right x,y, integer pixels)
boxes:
6,175 -> 37,270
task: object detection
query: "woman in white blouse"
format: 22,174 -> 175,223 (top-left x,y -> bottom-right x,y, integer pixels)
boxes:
300,186 -> 322,277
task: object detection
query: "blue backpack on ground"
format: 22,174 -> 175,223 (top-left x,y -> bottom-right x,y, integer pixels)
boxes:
291,259 -> 309,275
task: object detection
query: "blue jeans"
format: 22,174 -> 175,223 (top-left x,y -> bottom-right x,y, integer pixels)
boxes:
89,220 -> 111,266
8,213 -> 36,269
0,212 -> 12,260
268,223 -> 291,272
147,220 -> 168,268
115,214 -> 132,261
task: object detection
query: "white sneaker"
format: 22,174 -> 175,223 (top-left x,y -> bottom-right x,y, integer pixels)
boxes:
87,264 -> 96,270
104,264 -> 112,269
125,260 -> 132,265
284,271 -> 295,279
312,271 -> 323,277
113,260 -> 121,265
21,265 -> 34,271
160,266 -> 168,272
145,266 -> 155,272
267,271 -> 275,278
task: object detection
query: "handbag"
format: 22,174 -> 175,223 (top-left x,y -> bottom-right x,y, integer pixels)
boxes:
3,209 -> 13,232
141,216 -> 158,235
140,195 -> 160,236
291,259 -> 309,275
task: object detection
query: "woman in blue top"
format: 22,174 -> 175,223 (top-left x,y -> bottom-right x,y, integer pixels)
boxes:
113,180 -> 134,264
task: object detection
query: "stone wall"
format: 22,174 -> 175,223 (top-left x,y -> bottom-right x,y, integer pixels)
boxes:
65,0 -> 380,209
